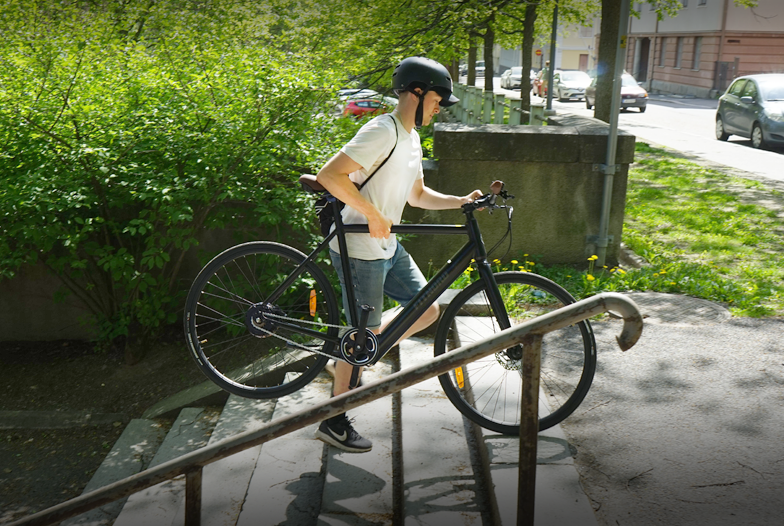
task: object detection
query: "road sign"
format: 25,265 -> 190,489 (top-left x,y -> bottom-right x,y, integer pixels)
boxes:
535,49 -> 542,56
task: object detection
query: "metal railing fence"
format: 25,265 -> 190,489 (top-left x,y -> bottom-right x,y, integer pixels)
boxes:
9,292 -> 642,526
451,82 -> 546,126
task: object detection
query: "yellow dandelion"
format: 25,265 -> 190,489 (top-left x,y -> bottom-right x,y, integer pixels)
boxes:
659,269 -> 667,274
617,268 -> 627,275
586,274 -> 595,281
511,260 -> 518,264
493,259 -> 501,264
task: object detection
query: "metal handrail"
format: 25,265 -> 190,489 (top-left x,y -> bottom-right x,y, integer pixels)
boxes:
9,292 -> 642,526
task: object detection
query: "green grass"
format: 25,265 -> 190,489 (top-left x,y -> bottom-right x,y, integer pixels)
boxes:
460,142 -> 784,317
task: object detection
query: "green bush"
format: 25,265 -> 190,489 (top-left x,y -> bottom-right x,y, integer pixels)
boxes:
0,1 -> 358,355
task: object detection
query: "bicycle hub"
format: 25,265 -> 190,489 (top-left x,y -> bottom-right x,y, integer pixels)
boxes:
246,302 -> 285,337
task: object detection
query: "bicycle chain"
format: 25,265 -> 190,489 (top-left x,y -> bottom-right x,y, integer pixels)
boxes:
254,312 -> 345,360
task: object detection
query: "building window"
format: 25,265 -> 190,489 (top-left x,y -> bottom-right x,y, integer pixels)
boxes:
659,37 -> 667,67
681,0 -> 688,7
675,37 -> 684,68
692,36 -> 702,70
579,26 -> 592,38
650,2 -> 656,10
698,0 -> 707,5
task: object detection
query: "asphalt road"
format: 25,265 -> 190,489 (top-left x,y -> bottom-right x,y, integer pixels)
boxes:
467,75 -> 784,186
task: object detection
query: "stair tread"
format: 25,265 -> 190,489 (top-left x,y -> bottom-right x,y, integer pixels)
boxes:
113,407 -> 219,526
175,396 -> 276,526
61,418 -> 167,526
237,375 -> 332,526
318,360 -> 395,525
399,338 -> 484,525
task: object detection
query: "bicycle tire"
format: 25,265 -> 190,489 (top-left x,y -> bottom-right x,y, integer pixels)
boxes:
184,241 -> 339,399
434,271 -> 596,434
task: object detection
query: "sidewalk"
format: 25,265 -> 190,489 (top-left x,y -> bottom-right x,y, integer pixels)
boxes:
556,293 -> 784,526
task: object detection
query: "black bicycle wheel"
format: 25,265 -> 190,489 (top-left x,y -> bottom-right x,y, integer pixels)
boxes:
434,271 -> 596,434
184,242 -> 339,399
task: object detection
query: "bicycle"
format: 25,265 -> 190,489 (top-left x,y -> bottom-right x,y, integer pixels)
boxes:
184,179 -> 596,435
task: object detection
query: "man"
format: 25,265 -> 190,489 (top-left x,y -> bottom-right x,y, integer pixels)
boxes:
314,56 -> 482,453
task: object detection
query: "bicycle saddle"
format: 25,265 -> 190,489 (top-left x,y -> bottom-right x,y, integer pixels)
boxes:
298,174 -> 325,193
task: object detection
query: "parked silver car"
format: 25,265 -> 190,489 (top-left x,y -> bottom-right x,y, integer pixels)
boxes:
552,70 -> 591,101
585,73 -> 648,112
500,66 -> 524,89
715,74 -> 784,149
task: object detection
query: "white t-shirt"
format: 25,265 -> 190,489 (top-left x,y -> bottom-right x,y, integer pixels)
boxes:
329,113 -> 423,260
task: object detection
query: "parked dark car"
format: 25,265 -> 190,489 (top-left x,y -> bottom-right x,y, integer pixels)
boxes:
715,74 -> 784,149
552,70 -> 591,101
500,66 -> 524,89
459,61 -> 485,78
585,73 -> 648,112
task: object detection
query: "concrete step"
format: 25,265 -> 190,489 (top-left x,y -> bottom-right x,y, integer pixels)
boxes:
450,316 -> 598,525
61,419 -> 167,526
480,420 -> 598,526
318,358 -> 396,525
175,395 -> 277,526
398,338 -> 485,525
237,374 -> 332,526
112,407 -> 220,526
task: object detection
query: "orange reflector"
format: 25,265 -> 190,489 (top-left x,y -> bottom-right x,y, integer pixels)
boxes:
309,289 -> 317,317
455,367 -> 465,389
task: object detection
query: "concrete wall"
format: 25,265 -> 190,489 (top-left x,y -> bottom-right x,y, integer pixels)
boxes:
0,264 -> 98,341
402,117 -> 635,274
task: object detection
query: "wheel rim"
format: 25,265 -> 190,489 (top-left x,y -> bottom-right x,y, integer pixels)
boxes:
716,119 -> 724,139
185,245 -> 335,396
435,273 -> 596,433
752,126 -> 763,148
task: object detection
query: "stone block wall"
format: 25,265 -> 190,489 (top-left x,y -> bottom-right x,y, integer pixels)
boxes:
401,116 -> 636,271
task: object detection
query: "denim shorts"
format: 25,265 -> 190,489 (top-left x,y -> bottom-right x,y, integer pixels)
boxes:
329,243 -> 427,330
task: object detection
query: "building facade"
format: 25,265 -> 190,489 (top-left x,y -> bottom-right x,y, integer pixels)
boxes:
627,0 -> 784,97
497,23 -> 598,74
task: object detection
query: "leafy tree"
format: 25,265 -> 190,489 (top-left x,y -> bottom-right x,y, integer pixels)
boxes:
0,0 -> 358,361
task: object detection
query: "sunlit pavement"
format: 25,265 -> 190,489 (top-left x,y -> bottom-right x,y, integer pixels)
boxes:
458,75 -> 784,186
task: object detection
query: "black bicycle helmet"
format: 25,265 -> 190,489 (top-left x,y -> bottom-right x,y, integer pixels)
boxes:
392,56 -> 459,128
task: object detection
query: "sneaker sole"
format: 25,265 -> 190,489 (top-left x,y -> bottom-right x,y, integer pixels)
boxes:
314,429 -> 372,453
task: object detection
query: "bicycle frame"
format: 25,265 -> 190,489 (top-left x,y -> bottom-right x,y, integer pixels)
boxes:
265,198 -> 513,367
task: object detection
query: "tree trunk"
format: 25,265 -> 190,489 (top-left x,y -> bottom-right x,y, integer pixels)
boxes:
594,0 -> 622,123
520,3 -> 538,112
483,20 -> 495,92
468,44 -> 477,87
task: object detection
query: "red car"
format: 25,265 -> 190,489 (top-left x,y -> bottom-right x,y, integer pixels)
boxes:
343,99 -> 390,118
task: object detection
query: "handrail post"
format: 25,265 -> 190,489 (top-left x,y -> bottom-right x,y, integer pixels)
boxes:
185,467 -> 202,526
493,93 -> 505,124
518,333 -> 543,526
508,98 -> 523,125
483,90 -> 494,124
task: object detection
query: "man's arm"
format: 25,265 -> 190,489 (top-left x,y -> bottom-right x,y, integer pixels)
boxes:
407,178 -> 483,210
316,151 -> 393,239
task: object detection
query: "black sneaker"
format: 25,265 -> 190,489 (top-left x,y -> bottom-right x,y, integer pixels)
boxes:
315,414 -> 372,453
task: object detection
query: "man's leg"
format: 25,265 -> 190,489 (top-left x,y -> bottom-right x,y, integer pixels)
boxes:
382,243 -> 437,346
317,251 -> 384,452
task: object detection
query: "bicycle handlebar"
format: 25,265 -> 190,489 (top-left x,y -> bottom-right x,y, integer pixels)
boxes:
461,180 -> 514,213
